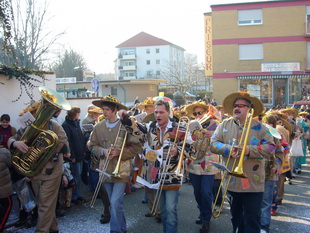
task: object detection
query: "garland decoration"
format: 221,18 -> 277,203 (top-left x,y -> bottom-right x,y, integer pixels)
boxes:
0,65 -> 47,102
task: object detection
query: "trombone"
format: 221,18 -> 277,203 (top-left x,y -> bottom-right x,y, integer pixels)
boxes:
150,116 -> 190,215
90,125 -> 127,208
212,108 -> 254,218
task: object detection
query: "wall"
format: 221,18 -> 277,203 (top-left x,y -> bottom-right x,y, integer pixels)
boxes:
0,73 -> 56,129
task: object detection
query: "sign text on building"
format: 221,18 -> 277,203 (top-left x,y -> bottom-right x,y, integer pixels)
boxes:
261,62 -> 300,72
56,77 -> 77,84
204,15 -> 213,76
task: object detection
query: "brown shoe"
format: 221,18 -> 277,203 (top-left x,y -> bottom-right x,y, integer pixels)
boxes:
145,212 -> 153,217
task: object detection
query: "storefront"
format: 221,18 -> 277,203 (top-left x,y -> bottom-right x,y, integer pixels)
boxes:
238,74 -> 310,107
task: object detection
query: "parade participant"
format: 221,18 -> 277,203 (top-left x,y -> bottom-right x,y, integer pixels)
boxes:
119,100 -> 193,233
260,114 -> 288,231
211,91 -> 276,233
62,106 -> 86,205
215,105 -> 229,121
9,89 -> 70,233
185,101 -> 219,233
89,96 -> 142,233
0,148 -> 13,233
82,105 -> 103,126
0,114 -> 16,149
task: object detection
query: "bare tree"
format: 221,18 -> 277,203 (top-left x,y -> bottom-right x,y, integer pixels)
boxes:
161,53 -> 205,98
1,0 -> 64,69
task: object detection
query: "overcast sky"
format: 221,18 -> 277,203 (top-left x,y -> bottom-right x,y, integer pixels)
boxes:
48,0 -> 269,74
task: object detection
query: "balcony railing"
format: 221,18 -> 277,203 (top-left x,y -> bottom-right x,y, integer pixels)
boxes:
118,54 -> 136,59
122,65 -> 137,71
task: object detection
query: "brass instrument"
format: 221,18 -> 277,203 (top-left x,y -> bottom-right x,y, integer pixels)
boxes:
151,116 -> 190,215
12,86 -> 71,177
212,108 -> 254,218
90,125 -> 127,208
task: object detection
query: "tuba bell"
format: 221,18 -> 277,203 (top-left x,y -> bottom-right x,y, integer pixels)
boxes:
12,86 -> 71,177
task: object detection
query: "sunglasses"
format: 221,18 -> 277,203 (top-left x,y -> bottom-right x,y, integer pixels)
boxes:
193,111 -> 204,116
233,104 -> 250,109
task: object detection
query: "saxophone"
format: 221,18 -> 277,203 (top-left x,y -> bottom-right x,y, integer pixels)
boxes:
12,86 -> 71,177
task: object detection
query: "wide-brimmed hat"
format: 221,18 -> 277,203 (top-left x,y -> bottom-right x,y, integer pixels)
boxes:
280,108 -> 298,118
223,91 -> 264,117
88,107 -> 103,114
281,119 -> 293,136
185,100 -> 209,118
299,111 -> 310,117
265,110 -> 288,120
19,100 -> 41,116
92,95 -> 128,110
137,97 -> 156,109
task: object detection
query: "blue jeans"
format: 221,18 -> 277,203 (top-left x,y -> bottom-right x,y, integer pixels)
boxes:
104,182 -> 126,233
89,167 -> 99,191
261,180 -> 276,232
72,161 -> 83,200
229,191 -> 263,233
159,190 -> 179,233
189,173 -> 215,223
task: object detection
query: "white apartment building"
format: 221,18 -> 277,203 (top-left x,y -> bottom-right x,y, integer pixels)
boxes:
115,32 -> 185,80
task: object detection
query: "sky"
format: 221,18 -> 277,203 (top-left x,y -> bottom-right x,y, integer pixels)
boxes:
48,0 -> 269,74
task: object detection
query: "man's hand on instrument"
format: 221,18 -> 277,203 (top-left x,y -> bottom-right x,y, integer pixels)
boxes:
13,141 -> 28,153
108,147 -> 120,160
169,147 -> 178,158
231,145 -> 249,158
204,130 -> 213,138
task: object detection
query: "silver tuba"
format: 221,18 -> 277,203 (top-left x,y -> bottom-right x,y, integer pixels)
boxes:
12,86 -> 71,177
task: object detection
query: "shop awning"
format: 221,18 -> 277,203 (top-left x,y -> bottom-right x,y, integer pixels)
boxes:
237,74 -> 310,79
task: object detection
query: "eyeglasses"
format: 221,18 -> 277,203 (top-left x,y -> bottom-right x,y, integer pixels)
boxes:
193,111 -> 204,116
233,104 -> 250,109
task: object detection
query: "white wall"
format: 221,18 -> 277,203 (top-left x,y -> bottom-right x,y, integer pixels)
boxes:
0,73 -> 56,129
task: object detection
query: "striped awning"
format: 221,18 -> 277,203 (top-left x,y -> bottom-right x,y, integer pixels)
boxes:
237,74 -> 310,79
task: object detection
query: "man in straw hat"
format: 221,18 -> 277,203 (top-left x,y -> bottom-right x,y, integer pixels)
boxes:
211,91 -> 276,233
184,100 -> 220,233
9,98 -> 70,233
88,95 -> 142,233
119,99 -> 193,233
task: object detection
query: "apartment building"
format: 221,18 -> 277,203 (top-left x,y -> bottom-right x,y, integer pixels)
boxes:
205,0 -> 310,107
115,31 -> 185,80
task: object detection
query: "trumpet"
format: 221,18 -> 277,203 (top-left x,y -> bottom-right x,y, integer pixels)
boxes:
212,108 -> 254,218
150,116 -> 190,215
90,125 -> 127,208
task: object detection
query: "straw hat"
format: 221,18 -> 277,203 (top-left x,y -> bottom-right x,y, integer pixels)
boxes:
265,110 -> 288,120
281,119 -> 292,136
280,108 -> 298,118
92,95 -> 128,110
88,107 -> 103,114
223,91 -> 264,117
185,100 -> 209,118
299,111 -> 310,117
137,97 -> 156,109
19,100 -> 41,116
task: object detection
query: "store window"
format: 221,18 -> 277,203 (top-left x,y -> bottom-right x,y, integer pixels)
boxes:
239,78 -> 272,105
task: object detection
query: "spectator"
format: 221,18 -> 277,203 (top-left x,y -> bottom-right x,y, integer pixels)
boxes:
0,114 -> 16,149
62,106 -> 86,204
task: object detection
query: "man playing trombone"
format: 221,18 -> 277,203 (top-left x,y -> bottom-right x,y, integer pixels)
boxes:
211,91 -> 276,233
119,100 -> 193,233
88,96 -> 142,233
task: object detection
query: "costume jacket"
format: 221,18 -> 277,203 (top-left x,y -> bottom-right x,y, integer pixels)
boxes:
211,118 -> 276,193
89,120 -> 142,183
0,148 -> 13,198
122,118 -> 193,190
187,119 -> 220,175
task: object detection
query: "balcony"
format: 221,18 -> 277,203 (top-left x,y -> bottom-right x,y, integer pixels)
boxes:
122,65 -> 137,71
118,54 -> 136,59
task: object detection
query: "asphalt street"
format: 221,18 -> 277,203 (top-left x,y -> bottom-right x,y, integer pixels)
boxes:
5,159 -> 310,233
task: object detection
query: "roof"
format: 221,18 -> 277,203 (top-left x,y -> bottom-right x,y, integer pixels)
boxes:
211,0 -> 305,8
116,32 -> 184,50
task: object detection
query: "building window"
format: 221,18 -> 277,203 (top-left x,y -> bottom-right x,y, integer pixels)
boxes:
239,44 -> 263,60
307,6 -> 310,34
238,9 -> 262,25
239,79 -> 272,105
124,61 -> 135,66
156,70 -> 160,76
307,42 -> 310,69
124,49 -> 135,55
146,49 -> 150,54
156,59 -> 160,65
125,72 -> 135,77
156,48 -> 160,53
111,87 -> 117,95
146,60 -> 151,65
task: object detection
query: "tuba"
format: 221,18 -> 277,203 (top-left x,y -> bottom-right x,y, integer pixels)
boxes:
12,86 -> 71,177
